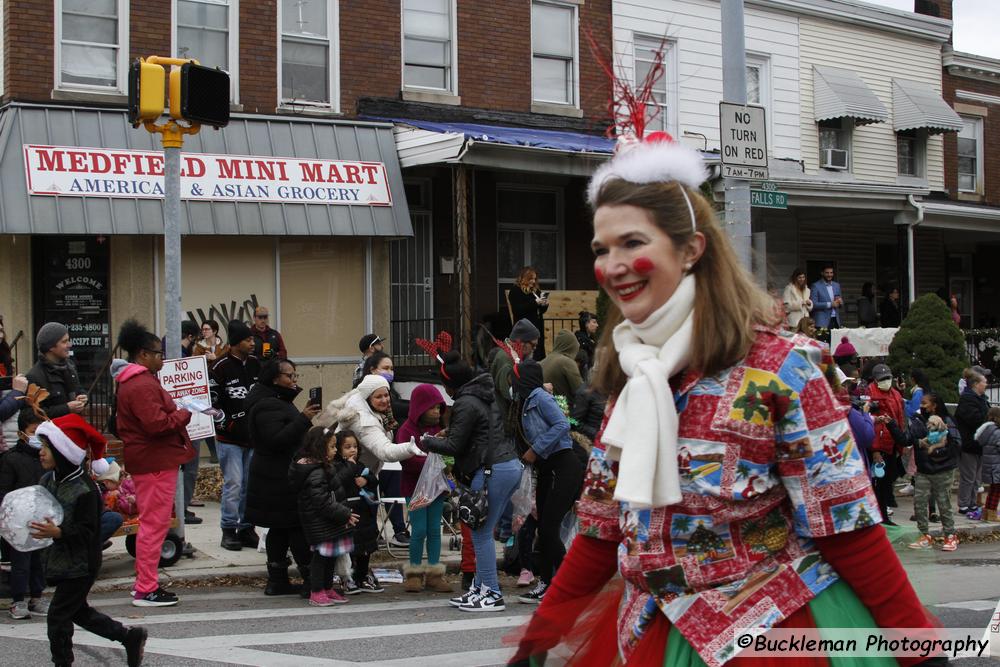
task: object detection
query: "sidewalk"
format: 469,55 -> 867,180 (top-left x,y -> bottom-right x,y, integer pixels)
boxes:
93,500 -> 470,592
92,488 -> 1000,592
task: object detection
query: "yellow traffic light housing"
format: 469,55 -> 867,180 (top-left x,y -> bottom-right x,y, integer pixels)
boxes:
127,60 -> 165,128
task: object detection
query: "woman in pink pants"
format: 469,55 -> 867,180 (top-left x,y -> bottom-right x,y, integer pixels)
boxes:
114,320 -> 195,607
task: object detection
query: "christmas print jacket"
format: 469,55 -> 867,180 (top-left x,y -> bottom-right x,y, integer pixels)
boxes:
576,328 -> 880,667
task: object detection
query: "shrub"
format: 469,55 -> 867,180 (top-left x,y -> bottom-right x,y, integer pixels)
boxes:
886,294 -> 967,403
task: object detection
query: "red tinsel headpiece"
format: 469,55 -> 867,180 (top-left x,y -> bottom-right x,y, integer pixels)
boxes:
415,331 -> 453,380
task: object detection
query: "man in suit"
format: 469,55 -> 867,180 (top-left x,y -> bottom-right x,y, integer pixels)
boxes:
810,264 -> 844,329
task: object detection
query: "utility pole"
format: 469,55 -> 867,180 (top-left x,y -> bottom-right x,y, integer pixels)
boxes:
721,0 -> 753,271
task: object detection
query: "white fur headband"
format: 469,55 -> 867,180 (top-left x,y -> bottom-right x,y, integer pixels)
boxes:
587,139 -> 709,231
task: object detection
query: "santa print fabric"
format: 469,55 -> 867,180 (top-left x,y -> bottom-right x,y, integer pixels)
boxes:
575,327 -> 882,667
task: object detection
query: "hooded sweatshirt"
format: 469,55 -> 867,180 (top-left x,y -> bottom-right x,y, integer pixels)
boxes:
539,329 -> 583,406
397,384 -> 446,497
115,362 -> 194,475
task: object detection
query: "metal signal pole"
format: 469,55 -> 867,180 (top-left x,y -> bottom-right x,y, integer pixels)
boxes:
721,0 -> 753,271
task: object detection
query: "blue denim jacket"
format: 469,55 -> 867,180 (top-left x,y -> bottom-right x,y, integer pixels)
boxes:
521,387 -> 572,459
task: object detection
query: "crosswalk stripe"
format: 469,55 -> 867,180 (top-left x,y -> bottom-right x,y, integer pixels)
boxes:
376,648 -> 514,666
933,600 -> 999,611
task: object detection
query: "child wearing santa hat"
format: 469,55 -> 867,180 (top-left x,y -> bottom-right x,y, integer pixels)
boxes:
30,420 -> 148,666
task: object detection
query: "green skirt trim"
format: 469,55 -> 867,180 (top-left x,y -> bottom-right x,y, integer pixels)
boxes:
663,580 -> 898,666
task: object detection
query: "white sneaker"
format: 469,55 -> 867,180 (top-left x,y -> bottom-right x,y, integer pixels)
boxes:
896,484 -> 914,496
517,581 -> 548,604
449,584 -> 481,607
459,585 -> 505,612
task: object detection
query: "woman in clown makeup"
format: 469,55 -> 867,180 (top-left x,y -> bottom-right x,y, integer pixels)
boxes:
508,135 -> 942,667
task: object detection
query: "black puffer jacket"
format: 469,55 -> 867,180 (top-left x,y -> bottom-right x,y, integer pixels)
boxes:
41,468 -> 102,583
954,388 -> 990,455
26,356 -> 82,419
0,440 -> 45,502
421,373 -> 516,486
245,382 -> 313,527
288,460 -> 356,546
893,413 -> 961,475
571,386 -> 606,441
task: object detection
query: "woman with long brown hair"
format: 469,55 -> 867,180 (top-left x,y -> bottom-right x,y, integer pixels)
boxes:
509,136 -> 940,666
507,266 -> 549,360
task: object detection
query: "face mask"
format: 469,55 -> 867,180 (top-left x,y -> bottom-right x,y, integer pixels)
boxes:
26,435 -> 42,450
876,379 -> 892,391
378,371 -> 394,384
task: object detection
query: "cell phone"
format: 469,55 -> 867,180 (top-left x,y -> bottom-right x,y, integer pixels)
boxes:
308,387 -> 322,406
541,291 -> 550,300
0,376 -> 11,391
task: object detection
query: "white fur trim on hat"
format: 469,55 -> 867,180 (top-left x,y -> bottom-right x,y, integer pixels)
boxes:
587,140 -> 709,206
36,421 -> 85,465
356,374 -> 390,400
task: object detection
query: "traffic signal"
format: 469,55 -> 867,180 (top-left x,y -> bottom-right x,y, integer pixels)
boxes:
127,60 -> 166,128
170,63 -> 230,128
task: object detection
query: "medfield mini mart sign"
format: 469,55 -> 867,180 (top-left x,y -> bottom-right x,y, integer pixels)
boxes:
22,144 -> 393,206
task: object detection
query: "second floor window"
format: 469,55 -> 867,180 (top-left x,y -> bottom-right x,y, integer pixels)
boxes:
175,0 -> 236,98
403,0 -> 454,92
896,129 -> 925,178
57,0 -> 127,90
531,1 -> 576,106
634,36 -> 671,133
958,116 -> 982,193
280,0 -> 336,107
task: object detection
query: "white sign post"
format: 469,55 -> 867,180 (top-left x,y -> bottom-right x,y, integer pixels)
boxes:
159,356 -> 216,441
719,102 -> 768,179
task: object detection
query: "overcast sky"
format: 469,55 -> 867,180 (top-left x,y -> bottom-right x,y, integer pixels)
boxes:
860,0 -> 1000,58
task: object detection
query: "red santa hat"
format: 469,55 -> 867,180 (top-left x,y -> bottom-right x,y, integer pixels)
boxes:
48,414 -> 110,475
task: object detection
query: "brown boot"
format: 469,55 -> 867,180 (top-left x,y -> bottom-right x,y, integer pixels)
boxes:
986,509 -> 1000,523
403,564 -> 425,592
425,563 -> 453,593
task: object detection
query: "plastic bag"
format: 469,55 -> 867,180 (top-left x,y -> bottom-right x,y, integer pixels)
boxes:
0,485 -> 65,552
560,508 -> 577,552
257,527 -> 269,553
510,464 -> 534,531
408,452 -> 450,511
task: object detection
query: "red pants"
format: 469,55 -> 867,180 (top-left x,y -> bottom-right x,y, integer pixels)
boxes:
461,523 -> 476,573
132,469 -> 178,595
987,483 -> 1000,512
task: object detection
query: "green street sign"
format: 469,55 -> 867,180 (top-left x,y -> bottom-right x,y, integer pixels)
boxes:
751,189 -> 788,209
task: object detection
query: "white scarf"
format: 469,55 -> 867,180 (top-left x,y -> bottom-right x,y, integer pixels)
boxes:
602,274 -> 696,509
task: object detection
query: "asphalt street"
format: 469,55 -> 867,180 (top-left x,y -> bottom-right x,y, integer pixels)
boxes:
2,543 -> 998,666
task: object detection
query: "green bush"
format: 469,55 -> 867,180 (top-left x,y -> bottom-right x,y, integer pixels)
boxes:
886,294 -> 967,403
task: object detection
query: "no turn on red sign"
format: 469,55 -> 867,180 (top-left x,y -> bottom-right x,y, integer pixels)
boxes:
719,102 -> 768,179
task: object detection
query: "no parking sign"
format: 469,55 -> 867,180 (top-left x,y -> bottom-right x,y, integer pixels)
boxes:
159,356 -> 216,441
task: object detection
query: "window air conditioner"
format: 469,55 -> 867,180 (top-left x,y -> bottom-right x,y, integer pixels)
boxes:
821,148 -> 849,170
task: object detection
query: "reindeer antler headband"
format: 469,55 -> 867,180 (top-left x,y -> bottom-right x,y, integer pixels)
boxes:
414,331 -> 454,380
583,31 -> 707,231
478,325 -> 529,379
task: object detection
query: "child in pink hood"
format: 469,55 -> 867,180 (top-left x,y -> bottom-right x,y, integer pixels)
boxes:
396,384 -> 450,593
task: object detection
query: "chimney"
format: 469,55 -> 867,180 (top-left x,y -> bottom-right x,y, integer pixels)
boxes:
914,0 -> 952,21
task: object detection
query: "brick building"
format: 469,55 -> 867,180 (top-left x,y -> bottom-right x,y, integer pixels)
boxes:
0,0 -> 616,406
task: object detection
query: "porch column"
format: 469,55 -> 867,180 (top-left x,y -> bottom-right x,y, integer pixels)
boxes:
454,164 -> 473,359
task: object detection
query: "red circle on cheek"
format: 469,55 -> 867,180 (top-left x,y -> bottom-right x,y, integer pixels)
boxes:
593,266 -> 606,285
632,257 -> 655,275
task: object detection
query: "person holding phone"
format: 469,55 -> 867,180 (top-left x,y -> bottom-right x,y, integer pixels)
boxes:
507,267 -> 549,361
245,359 -> 322,596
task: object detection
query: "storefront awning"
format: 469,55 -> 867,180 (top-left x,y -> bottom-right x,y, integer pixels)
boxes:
891,79 -> 964,134
813,66 -> 889,125
0,103 -> 413,236
379,117 -> 614,177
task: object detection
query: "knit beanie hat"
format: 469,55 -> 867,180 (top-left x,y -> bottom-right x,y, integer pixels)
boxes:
439,351 -> 475,391
510,318 -> 540,343
356,374 -> 390,400
95,460 -> 121,483
36,322 -> 69,353
52,414 -> 109,475
833,337 -> 857,359
227,319 -> 253,345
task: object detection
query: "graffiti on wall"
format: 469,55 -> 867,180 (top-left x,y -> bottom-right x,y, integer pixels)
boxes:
186,294 -> 260,327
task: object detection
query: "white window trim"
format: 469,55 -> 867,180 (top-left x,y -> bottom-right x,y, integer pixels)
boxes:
895,129 -> 926,183
400,0 -> 458,96
530,1 -> 580,108
170,0 -> 240,104
818,118 -> 853,172
495,184 -> 566,291
54,0 -> 130,94
276,0 -> 340,112
745,52 -> 771,143
632,33 -> 677,137
957,115 -> 984,194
